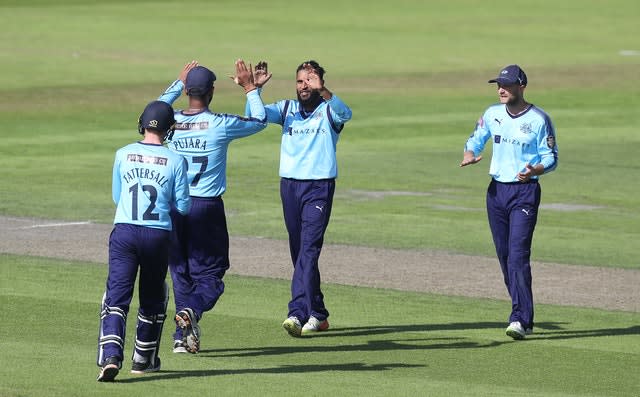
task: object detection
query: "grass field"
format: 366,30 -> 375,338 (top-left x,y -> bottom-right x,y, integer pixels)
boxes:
0,0 -> 639,396
1,255 -> 639,397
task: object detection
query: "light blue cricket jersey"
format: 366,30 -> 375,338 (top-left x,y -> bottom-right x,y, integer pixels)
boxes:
465,104 -> 558,183
112,142 -> 190,230
158,80 -> 267,197
247,92 -> 352,180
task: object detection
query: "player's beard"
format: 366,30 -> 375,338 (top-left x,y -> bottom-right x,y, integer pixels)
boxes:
298,90 -> 322,111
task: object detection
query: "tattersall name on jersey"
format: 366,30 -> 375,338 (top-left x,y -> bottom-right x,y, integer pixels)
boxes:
122,167 -> 169,188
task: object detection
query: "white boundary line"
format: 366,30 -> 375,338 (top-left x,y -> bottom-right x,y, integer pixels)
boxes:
20,221 -> 92,229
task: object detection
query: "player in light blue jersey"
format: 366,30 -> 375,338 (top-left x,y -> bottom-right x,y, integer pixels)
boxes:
158,60 -> 266,353
97,101 -> 190,381
247,60 -> 352,337
461,65 -> 558,340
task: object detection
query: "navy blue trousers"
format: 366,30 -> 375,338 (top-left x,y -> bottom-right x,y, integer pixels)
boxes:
486,179 -> 541,330
169,196 -> 228,340
97,223 -> 169,365
280,178 -> 335,323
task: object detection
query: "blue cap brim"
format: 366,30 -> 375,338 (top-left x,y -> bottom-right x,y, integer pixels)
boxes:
488,77 -> 519,85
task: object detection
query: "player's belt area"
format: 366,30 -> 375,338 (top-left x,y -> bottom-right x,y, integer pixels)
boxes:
281,177 -> 335,182
493,179 -> 539,185
190,196 -> 222,201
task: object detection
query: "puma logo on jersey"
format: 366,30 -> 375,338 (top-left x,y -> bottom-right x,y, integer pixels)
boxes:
521,209 -> 530,215
315,205 -> 324,213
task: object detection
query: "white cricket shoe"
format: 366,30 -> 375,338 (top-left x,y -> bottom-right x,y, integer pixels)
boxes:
506,321 -> 526,340
282,316 -> 302,337
301,316 -> 329,336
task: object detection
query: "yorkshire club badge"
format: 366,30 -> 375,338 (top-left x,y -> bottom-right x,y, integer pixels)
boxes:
520,122 -> 533,134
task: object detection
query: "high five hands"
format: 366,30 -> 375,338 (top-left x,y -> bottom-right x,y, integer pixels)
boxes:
230,59 -> 257,93
253,61 -> 273,88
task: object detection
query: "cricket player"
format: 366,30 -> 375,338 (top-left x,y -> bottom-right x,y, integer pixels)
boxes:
157,60 -> 266,353
246,60 -> 352,337
460,64 -> 558,340
97,101 -> 191,381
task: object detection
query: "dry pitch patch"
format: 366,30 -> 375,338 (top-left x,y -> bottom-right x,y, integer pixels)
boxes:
1,216 -> 637,313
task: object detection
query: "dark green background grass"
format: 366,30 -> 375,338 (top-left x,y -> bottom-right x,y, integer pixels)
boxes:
0,0 -> 639,267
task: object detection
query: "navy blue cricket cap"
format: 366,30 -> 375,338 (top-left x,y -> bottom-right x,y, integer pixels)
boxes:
185,66 -> 217,96
139,100 -> 175,134
488,64 -> 527,86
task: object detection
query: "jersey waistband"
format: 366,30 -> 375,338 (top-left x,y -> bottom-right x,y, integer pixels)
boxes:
492,178 -> 539,185
190,195 -> 222,201
281,177 -> 336,182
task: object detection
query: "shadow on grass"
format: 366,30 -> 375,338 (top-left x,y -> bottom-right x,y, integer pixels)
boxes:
194,321 -> 639,358
303,321 -> 639,341
199,337 -> 503,359
115,362 -> 423,383
530,324 -> 640,340
112,323 -> 639,383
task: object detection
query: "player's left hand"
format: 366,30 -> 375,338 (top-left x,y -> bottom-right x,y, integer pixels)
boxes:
301,63 -> 333,99
517,163 -> 537,182
254,61 -> 272,88
302,63 -> 324,90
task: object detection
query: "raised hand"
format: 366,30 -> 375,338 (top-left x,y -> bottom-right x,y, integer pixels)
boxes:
302,63 -> 324,90
254,61 -> 272,88
179,60 -> 198,84
230,59 -> 257,93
